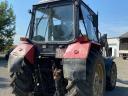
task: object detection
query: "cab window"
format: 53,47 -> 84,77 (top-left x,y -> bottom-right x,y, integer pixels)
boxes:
79,8 -> 87,35
81,4 -> 98,41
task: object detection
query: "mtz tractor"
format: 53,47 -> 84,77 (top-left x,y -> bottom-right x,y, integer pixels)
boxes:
8,0 -> 117,96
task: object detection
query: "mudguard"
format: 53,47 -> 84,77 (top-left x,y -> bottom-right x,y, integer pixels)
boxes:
63,42 -> 91,59
63,59 -> 87,80
8,41 -> 35,73
63,42 -> 91,81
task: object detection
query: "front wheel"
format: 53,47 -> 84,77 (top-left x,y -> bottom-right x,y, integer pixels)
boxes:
65,51 -> 106,96
106,62 -> 117,91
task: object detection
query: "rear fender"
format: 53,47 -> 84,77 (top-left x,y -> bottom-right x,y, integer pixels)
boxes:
63,42 -> 91,59
63,42 -> 91,81
8,42 -> 35,72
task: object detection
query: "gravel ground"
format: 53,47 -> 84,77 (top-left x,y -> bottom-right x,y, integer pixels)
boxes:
0,57 -> 128,96
0,59 -> 14,96
105,58 -> 128,96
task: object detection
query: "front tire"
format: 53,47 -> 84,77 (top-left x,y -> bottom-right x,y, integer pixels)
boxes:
106,62 -> 117,91
66,51 -> 106,96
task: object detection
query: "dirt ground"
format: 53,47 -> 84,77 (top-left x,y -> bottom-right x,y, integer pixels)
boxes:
0,57 -> 128,96
105,58 -> 128,96
0,59 -> 14,96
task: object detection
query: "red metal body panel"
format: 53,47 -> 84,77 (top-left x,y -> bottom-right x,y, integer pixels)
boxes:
11,42 -> 35,64
25,47 -> 35,64
63,42 -> 91,59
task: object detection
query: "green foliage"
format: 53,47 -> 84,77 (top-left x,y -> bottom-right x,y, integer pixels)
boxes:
0,1 -> 15,51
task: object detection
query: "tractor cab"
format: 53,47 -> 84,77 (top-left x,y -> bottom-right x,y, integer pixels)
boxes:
29,0 -> 99,45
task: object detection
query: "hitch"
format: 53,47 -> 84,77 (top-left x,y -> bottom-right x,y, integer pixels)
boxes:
53,68 -> 68,96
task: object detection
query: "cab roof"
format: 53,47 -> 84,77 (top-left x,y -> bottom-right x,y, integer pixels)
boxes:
34,0 -> 97,16
38,0 -> 70,4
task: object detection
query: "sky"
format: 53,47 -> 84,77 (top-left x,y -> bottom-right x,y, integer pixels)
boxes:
6,0 -> 128,44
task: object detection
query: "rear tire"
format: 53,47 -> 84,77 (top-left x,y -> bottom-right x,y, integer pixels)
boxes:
66,51 -> 106,96
10,61 -> 34,96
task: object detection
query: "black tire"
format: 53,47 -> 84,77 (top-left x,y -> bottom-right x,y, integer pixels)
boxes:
10,61 -> 34,96
106,62 -> 117,91
66,51 -> 106,96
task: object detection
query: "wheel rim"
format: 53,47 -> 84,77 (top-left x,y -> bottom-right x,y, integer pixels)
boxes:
93,63 -> 104,96
111,64 -> 117,87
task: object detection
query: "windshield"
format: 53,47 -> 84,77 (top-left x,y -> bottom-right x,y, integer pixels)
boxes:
32,4 -> 74,42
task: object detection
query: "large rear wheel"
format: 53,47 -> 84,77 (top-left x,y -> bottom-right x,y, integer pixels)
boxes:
93,62 -> 104,96
66,51 -> 106,96
10,61 -> 34,96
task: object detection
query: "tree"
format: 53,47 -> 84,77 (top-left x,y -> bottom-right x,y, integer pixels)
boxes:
0,1 -> 15,52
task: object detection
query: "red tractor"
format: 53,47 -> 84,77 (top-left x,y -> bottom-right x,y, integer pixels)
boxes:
8,0 -> 117,96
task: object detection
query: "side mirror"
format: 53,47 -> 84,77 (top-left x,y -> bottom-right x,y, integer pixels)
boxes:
28,9 -> 32,14
100,34 -> 107,41
99,34 -> 107,47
